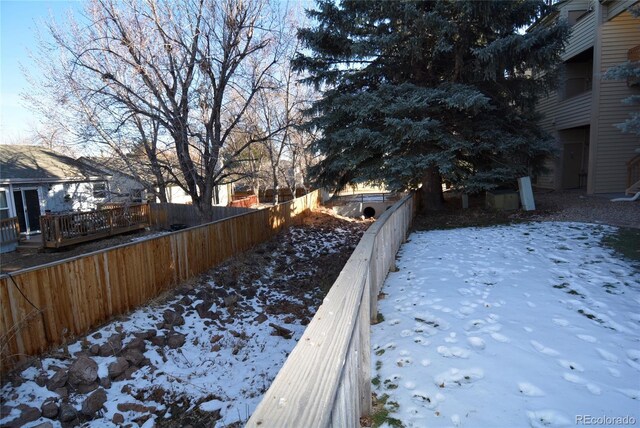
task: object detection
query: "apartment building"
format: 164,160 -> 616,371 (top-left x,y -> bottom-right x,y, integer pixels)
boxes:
535,0 -> 639,194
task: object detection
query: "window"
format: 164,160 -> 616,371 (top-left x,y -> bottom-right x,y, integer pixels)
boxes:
131,189 -> 143,202
0,190 -> 9,219
93,182 -> 108,198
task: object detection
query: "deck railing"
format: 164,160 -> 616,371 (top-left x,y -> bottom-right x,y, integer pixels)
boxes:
247,193 -> 417,427
40,204 -> 150,248
0,217 -> 20,245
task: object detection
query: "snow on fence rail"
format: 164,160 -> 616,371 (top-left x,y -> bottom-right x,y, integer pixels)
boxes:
0,190 -> 321,373
247,192 -> 417,428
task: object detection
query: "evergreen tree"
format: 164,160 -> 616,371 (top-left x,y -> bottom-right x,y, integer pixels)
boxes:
295,0 -> 570,209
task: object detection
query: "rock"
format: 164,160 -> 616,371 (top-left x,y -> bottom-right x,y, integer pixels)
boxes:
223,294 -> 238,307
195,301 -> 213,319
123,349 -> 145,367
1,405 -> 13,418
133,329 -> 157,340
73,350 -> 91,359
179,296 -> 193,306
32,422 -> 54,428
108,357 -> 129,379
254,313 -> 268,324
81,388 -> 107,417
98,334 -> 123,357
76,382 -> 99,394
99,376 -> 112,389
58,403 -> 77,423
68,357 -> 98,386
171,303 -> 185,314
124,337 -> 146,353
112,413 -> 125,425
89,344 -> 100,356
116,403 -> 156,413
122,366 -> 138,379
35,373 -> 48,387
150,335 -> 166,347
210,334 -> 223,344
46,369 -> 68,391
167,333 -> 186,349
41,399 -> 59,419
211,344 -> 221,352
162,309 -> 185,326
54,387 -> 68,399
4,404 -> 41,427
91,332 -> 102,340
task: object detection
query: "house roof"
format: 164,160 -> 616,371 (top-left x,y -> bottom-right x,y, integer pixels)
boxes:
0,145 -> 110,184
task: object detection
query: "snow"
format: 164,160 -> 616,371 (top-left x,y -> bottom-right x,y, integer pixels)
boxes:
372,222 -> 640,428
0,222 -> 364,427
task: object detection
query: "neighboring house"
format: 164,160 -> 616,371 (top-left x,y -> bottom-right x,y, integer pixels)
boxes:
534,0 -> 640,194
81,155 -> 233,206
80,156 -> 148,203
0,145 -> 111,234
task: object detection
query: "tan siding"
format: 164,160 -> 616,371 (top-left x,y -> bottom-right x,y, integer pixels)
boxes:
564,12 -> 596,60
558,92 -> 593,129
606,0 -> 638,20
593,10 -> 640,193
537,92 -> 560,131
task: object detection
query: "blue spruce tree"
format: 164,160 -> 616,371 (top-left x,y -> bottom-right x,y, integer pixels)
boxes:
295,0 -> 570,210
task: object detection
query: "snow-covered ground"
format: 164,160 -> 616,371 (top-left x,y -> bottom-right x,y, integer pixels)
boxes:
0,219 -> 365,427
372,222 -> 640,428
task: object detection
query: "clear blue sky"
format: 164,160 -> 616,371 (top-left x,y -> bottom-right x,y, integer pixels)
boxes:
1,0 -> 82,144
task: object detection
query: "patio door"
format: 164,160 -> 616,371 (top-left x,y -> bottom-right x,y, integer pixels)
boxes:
13,189 -> 41,234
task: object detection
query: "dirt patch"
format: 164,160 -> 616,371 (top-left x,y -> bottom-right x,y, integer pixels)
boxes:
413,189 -> 639,231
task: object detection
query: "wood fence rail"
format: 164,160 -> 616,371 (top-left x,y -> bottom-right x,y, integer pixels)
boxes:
0,217 -> 20,245
149,203 -> 253,229
247,192 -> 417,427
0,190 -> 321,372
40,204 -> 150,248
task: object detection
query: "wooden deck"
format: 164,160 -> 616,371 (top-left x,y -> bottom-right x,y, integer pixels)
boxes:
40,204 -> 150,248
0,217 -> 20,245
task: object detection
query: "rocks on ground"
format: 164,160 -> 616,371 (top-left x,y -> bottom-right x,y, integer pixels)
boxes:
0,209 -> 368,427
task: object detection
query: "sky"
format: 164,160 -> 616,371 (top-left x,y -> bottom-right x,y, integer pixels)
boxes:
0,0 -> 83,144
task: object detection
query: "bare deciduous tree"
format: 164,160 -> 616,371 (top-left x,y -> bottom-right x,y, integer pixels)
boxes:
27,0 -> 290,217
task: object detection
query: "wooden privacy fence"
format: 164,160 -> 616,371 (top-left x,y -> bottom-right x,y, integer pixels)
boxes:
0,190 -> 321,372
40,204 -> 150,248
149,203 -> 253,229
247,193 -> 417,427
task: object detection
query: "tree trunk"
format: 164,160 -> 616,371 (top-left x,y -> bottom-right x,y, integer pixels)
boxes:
419,166 -> 444,212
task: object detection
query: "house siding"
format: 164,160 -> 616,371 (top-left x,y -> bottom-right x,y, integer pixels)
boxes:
606,0 -> 637,20
563,12 -> 596,60
592,10 -> 640,193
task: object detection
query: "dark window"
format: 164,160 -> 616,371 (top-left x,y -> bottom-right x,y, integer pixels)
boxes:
93,182 -> 108,198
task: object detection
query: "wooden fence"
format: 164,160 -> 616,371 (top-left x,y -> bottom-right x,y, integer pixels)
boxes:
40,204 -> 150,248
229,195 -> 259,208
0,217 -> 20,245
0,190 -> 321,372
149,203 -> 253,229
247,193 -> 417,427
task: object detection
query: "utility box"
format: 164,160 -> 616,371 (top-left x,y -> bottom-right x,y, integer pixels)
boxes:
486,190 -> 520,210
